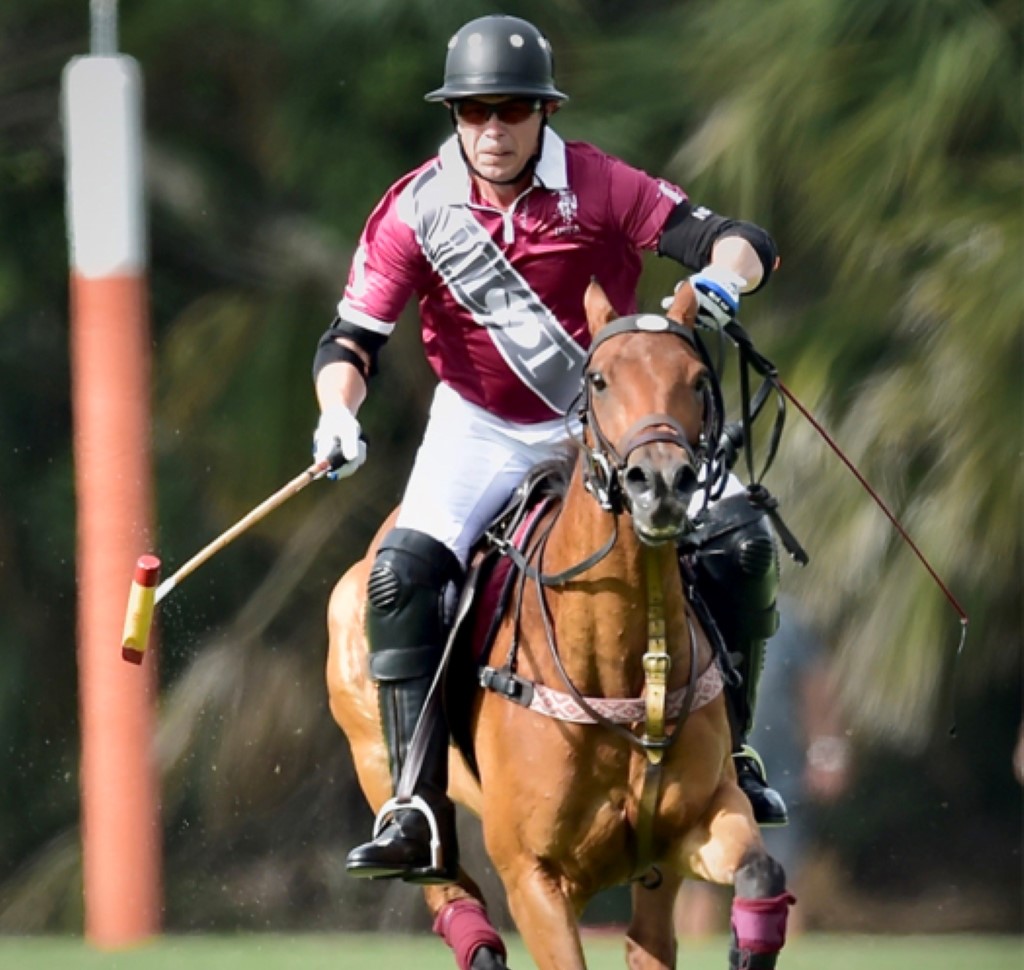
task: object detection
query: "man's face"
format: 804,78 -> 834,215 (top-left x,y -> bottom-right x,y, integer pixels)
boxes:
452,96 -> 555,183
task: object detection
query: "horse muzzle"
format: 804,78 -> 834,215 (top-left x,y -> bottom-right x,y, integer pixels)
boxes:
621,444 -> 699,545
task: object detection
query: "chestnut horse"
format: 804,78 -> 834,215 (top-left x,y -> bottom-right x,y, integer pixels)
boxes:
326,281 -> 794,969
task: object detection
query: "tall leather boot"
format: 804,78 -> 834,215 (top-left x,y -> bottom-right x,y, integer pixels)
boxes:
345,528 -> 462,883
686,493 -> 789,827
728,635 -> 788,828
346,675 -> 458,882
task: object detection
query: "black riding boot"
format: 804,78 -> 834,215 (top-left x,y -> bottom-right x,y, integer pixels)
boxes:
346,676 -> 458,882
345,529 -> 463,883
686,492 -> 789,827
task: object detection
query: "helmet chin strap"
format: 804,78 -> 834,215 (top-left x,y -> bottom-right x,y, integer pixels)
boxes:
453,113 -> 548,188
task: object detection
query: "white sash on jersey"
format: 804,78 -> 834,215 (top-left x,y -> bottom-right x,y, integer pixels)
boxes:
407,165 -> 586,415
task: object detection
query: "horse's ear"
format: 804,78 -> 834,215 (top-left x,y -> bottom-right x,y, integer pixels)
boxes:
584,279 -> 619,337
665,281 -> 699,329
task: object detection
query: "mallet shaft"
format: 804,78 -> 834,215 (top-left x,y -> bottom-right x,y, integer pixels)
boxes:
121,457 -> 332,664
154,458 -> 332,605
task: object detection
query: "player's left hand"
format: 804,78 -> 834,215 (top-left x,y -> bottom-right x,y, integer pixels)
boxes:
687,265 -> 746,328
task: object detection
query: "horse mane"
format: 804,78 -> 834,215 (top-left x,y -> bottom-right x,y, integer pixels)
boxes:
527,452 -> 576,501
479,451 -> 576,558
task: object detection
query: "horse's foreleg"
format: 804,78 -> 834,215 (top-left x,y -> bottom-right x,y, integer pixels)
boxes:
426,882 -> 509,970
683,784 -> 796,969
327,566 -> 507,970
496,860 -> 587,970
728,851 -> 795,969
625,869 -> 683,970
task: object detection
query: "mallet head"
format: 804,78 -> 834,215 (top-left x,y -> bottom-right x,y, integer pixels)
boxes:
121,554 -> 161,664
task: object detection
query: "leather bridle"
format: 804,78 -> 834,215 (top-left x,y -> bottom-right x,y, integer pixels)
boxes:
571,314 -> 725,517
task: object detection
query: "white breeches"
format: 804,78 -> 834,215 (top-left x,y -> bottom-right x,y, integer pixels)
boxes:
396,381 -> 743,567
396,383 -> 576,566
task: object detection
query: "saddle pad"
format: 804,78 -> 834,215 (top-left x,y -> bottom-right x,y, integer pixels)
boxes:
469,498 -> 556,662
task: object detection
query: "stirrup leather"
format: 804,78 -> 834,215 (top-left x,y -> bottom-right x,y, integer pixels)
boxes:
373,793 -> 444,873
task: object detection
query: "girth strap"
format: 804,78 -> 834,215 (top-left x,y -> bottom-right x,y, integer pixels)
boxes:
478,659 -> 723,723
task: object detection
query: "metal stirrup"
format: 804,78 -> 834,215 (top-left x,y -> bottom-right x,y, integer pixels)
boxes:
371,794 -> 444,873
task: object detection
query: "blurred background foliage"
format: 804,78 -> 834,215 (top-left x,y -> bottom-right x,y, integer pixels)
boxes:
0,0 -> 1019,937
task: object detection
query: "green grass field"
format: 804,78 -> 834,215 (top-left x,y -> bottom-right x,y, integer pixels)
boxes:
0,933 -> 1019,969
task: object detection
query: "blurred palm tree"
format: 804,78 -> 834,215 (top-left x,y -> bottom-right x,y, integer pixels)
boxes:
651,0 -> 1021,744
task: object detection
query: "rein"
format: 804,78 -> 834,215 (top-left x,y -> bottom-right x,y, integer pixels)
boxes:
707,314 -> 968,727
775,373 -> 970,732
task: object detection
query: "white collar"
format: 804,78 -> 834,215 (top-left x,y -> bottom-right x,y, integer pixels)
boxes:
434,128 -> 569,205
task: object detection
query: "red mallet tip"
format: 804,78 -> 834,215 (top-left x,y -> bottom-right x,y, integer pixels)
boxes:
134,554 -> 161,587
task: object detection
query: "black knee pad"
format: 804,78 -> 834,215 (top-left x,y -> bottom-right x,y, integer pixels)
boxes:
689,493 -> 780,648
366,528 -> 463,682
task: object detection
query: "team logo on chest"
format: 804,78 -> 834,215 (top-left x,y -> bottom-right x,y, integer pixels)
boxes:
555,190 -> 580,236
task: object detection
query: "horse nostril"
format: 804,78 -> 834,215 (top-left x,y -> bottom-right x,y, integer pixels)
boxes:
670,462 -> 698,499
623,464 -> 654,500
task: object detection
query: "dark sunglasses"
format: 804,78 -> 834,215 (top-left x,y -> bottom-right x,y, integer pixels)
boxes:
452,98 -> 542,126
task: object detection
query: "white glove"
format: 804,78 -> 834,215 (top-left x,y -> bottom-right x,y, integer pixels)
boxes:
687,265 -> 747,329
313,404 -> 367,480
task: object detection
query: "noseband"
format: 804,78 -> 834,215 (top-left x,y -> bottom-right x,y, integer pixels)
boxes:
573,314 -> 724,514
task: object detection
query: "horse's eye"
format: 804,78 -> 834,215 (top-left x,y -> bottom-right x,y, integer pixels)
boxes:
589,371 -> 607,392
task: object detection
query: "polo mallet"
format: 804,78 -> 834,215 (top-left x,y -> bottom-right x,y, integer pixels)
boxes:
121,455 -> 338,664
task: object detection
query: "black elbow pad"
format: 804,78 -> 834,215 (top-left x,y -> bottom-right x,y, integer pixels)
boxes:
312,316 -> 387,382
658,202 -> 778,293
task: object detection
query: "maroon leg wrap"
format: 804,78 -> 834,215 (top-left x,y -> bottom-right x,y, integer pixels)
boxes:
731,891 -> 796,955
432,899 -> 507,970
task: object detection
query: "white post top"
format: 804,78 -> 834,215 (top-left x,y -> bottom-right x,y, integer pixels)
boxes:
62,55 -> 147,278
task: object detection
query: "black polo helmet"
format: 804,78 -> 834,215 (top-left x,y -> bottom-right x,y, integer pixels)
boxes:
424,15 -> 568,103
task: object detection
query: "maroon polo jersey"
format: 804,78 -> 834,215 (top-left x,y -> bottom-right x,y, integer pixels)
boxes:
338,130 -> 685,423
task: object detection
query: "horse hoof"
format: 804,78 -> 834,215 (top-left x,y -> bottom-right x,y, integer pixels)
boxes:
470,946 -> 508,970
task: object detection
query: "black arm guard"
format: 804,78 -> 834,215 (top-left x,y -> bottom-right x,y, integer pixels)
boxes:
657,201 -> 778,293
312,316 -> 387,382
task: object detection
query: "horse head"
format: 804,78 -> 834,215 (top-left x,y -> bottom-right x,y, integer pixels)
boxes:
579,280 -> 721,544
